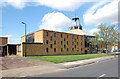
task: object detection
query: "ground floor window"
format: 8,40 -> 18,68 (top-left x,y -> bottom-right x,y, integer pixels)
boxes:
18,45 -> 21,52
54,48 -> 56,52
46,48 -> 48,53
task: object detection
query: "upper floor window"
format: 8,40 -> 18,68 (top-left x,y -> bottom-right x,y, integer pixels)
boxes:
72,42 -> 74,45
75,45 -> 76,48
50,44 -> 52,48
72,48 -> 74,51
46,40 -> 48,44
77,36 -> 78,39
50,36 -> 52,40
67,35 -> 68,38
46,32 -> 48,36
75,39 -> 76,42
72,35 -> 74,39
54,33 -> 56,37
67,41 -> 68,45
61,41 -> 63,45
64,38 -> 65,41
61,34 -> 63,38
64,45 -> 66,48
54,41 -> 56,44
77,42 -> 78,45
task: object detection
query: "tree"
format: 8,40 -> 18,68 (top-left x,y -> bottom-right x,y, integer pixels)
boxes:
89,24 -> 118,54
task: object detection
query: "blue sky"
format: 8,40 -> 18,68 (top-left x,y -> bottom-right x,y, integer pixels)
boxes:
1,0 -> 118,44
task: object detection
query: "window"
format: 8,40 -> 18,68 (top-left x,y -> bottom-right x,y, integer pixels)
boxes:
61,48 -> 63,52
54,33 -> 56,37
77,36 -> 78,39
72,42 -> 74,45
54,41 -> 56,44
50,36 -> 52,40
54,48 -> 56,52
72,48 -> 74,51
75,45 -> 76,48
18,45 -> 21,52
75,39 -> 76,42
81,42 -> 82,45
67,35 -> 68,38
67,41 -> 68,45
46,32 -> 48,36
26,33 -> 34,43
64,38 -> 65,41
71,27 -> 73,30
81,36 -> 82,40
46,40 -> 48,44
61,41 -> 63,45
81,48 -> 82,51
64,45 -> 66,48
77,42 -> 78,45
67,48 -> 69,52
50,44 -> 52,48
72,35 -> 74,39
61,34 -> 63,38
74,27 -> 78,29
46,48 -> 48,52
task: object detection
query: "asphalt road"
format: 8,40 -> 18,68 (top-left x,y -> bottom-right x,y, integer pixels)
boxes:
33,58 -> 118,77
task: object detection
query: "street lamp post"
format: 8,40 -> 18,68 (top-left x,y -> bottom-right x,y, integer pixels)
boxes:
21,22 -> 27,57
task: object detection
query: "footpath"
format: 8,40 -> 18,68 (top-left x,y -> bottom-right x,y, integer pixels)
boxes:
2,56 -> 117,77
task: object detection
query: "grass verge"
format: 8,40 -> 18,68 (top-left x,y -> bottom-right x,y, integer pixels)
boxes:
28,53 -> 117,63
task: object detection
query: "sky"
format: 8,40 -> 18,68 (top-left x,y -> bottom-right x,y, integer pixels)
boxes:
0,0 -> 118,44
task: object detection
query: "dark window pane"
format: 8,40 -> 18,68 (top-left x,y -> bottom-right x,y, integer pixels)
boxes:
61,48 -> 63,52
50,44 -> 52,48
46,48 -> 48,52
64,38 -> 65,41
46,40 -> 48,44
50,36 -> 52,40
67,48 -> 69,52
54,41 -> 56,44
61,41 -> 63,45
54,48 -> 56,52
61,34 -> 63,38
64,45 -> 66,48
67,35 -> 68,38
75,45 -> 76,48
67,41 -> 68,45
46,32 -> 48,36
54,33 -> 56,37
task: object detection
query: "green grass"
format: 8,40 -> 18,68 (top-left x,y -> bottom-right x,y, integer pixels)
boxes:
28,54 -> 116,63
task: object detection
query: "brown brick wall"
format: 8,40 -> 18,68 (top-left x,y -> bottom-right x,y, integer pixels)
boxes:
0,37 -> 8,46
22,43 -> 43,56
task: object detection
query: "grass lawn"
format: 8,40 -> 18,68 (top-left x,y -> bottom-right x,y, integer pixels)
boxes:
28,53 -> 116,63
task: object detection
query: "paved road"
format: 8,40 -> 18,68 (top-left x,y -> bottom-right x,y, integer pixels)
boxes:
32,58 -> 118,77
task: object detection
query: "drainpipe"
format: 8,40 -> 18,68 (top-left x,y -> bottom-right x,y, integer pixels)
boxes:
7,45 -> 8,56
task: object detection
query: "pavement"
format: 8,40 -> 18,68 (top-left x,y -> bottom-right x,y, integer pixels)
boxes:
33,57 -> 118,77
2,55 -> 118,77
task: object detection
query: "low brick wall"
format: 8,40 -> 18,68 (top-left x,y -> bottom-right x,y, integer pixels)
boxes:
22,43 -> 43,56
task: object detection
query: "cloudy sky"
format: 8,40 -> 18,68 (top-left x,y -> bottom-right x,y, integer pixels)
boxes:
1,0 -> 118,44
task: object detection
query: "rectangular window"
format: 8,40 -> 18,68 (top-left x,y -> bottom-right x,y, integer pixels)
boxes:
72,35 -> 74,39
54,33 -> 56,37
46,40 -> 48,44
67,48 -> 69,52
61,41 -> 63,45
64,45 -> 66,48
77,42 -> 78,45
50,36 -> 52,40
46,32 -> 48,36
61,48 -> 63,52
81,42 -> 82,45
64,38 -> 65,41
72,42 -> 74,45
54,48 -> 56,52
50,44 -> 52,48
81,48 -> 82,51
67,35 -> 68,38
75,45 -> 76,48
72,48 -> 74,51
81,36 -> 82,40
54,41 -> 56,44
74,27 -> 78,29
67,41 -> 68,45
75,39 -> 76,42
61,34 -> 63,38
77,36 -> 78,39
46,48 -> 48,53
18,45 -> 21,52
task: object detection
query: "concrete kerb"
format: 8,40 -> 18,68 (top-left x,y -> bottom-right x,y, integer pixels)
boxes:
56,56 -> 117,69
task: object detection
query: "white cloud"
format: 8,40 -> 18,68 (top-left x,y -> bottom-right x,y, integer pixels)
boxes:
39,11 -> 73,31
1,0 -> 26,9
83,0 -> 118,26
1,0 -> 113,11
90,28 -> 99,34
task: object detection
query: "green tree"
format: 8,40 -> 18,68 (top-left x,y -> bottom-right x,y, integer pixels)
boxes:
89,24 -> 118,54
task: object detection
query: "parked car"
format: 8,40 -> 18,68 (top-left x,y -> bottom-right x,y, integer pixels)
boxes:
102,50 -> 111,53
